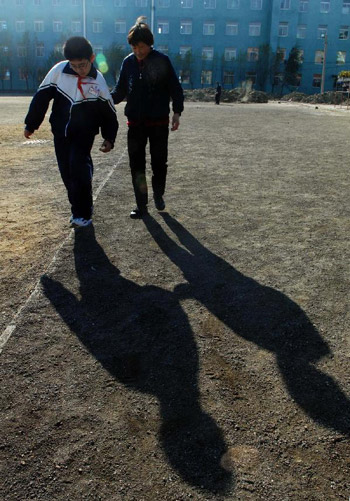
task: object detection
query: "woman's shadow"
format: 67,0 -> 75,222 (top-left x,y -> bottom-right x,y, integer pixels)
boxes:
143,213 -> 350,436
41,226 -> 233,494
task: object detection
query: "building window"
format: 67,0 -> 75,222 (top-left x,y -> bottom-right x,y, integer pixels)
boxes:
115,0 -> 126,5
203,22 -> 215,35
247,47 -> 259,62
36,43 -> 45,57
34,20 -> 44,32
225,47 -> 236,61
181,0 -> 193,6
227,0 -> 239,8
320,1 -> 330,13
16,20 -> 25,32
16,0 -> 24,5
249,22 -> 261,36
251,0 -> 262,9
93,0 -> 103,5
312,74 -> 321,87
33,0 -> 41,4
179,46 -> 191,58
339,26 -> 349,39
223,71 -> 234,85
204,0 -> 216,8
52,0 -> 61,5
53,20 -> 63,32
135,0 -> 147,6
179,70 -> 190,84
246,72 -> 256,84
115,20 -> 126,33
299,0 -> 308,12
297,24 -> 306,38
201,70 -> 212,85
72,0 -> 80,5
277,47 -> 286,60
202,46 -> 214,59
157,20 -> 169,34
315,50 -> 324,64
158,0 -> 170,6
17,45 -> 26,57
343,1 -> 350,14
318,25 -> 327,38
19,68 -> 27,81
93,19 -> 103,33
180,20 -> 192,34
278,22 -> 288,37
337,51 -> 346,64
226,22 -> 238,35
157,44 -> 168,53
280,0 -> 290,8
0,20 -> 7,31
71,20 -> 81,32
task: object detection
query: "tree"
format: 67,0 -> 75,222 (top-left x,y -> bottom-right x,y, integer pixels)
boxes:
236,49 -> 247,85
270,48 -> 285,94
256,44 -> 272,91
104,43 -> 127,84
175,49 -> 194,88
0,32 -> 13,90
19,31 -> 38,90
281,46 -> 302,93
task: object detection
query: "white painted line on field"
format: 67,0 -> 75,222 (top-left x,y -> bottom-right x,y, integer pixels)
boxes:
0,146 -> 128,355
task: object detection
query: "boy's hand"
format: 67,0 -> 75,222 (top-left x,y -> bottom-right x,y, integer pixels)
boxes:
99,140 -> 112,153
24,129 -> 33,139
171,113 -> 180,131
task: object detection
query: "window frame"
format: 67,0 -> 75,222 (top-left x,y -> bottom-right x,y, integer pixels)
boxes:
226,22 -> 238,36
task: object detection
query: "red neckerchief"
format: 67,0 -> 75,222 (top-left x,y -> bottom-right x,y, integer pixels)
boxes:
76,75 -> 90,99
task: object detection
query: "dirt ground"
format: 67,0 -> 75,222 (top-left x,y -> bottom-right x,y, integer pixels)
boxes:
1,96 -> 350,500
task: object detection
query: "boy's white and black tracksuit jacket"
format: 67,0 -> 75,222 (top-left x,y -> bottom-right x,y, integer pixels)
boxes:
25,60 -> 118,143
25,61 -> 118,220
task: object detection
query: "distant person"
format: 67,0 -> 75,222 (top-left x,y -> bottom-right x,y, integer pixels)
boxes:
24,36 -> 118,228
111,17 -> 184,219
215,82 -> 222,105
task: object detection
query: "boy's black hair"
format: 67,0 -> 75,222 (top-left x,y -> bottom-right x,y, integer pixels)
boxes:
127,16 -> 154,47
63,36 -> 93,60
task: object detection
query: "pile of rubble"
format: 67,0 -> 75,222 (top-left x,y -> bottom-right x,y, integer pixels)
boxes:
183,87 -> 268,103
280,91 -> 345,105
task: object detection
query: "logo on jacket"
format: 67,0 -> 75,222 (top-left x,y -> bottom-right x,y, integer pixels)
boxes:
88,85 -> 100,97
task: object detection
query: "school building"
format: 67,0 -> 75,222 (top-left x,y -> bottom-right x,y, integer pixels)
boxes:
1,0 -> 350,93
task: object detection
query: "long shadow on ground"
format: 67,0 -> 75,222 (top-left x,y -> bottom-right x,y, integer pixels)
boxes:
41,226 -> 233,494
143,213 -> 350,436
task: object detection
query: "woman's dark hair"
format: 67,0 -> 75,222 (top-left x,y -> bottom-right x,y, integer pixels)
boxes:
127,16 -> 154,46
63,36 -> 93,60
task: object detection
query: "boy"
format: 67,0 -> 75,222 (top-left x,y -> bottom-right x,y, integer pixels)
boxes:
24,36 -> 118,228
111,17 -> 184,219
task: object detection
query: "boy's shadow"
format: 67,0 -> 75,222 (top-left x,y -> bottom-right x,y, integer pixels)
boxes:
143,213 -> 350,436
41,226 -> 233,493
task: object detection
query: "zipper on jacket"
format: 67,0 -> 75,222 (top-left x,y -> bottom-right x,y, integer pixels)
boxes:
65,104 -> 73,137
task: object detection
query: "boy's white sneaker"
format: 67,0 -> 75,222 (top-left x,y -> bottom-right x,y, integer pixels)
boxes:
70,217 -> 92,228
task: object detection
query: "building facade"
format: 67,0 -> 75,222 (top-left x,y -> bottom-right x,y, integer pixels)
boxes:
1,0 -> 350,93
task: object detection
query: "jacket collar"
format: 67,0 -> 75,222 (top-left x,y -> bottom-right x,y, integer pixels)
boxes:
63,61 -> 97,78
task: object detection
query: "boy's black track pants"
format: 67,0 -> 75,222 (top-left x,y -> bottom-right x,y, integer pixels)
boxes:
54,135 -> 95,220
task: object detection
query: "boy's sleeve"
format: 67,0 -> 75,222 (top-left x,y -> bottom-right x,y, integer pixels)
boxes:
24,66 -> 58,132
110,59 -> 128,105
167,57 -> 184,115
